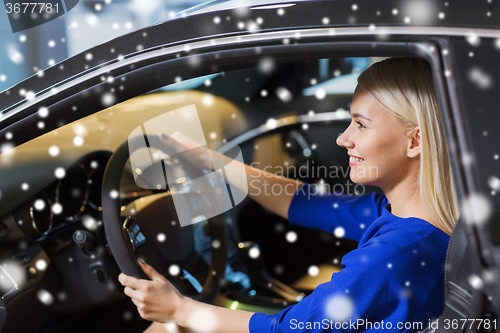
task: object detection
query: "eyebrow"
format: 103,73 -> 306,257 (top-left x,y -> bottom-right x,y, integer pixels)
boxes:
351,112 -> 372,121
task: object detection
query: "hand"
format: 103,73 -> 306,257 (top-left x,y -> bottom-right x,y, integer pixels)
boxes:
119,260 -> 184,323
159,131 -> 214,171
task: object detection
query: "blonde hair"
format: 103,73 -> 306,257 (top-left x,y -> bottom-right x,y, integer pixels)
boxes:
357,57 -> 459,235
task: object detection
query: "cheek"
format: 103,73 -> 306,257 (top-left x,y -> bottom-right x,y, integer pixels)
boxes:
364,135 -> 406,166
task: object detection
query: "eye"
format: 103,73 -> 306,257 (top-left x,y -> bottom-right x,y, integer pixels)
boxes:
356,121 -> 366,129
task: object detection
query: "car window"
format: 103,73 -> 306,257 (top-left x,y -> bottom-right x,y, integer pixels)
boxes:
0,56 -> 379,283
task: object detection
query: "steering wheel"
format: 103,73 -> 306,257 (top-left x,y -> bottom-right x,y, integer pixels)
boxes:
102,134 -> 227,302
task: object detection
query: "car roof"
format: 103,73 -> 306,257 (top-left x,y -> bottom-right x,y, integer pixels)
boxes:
1,0 -> 499,116
171,0 -> 310,18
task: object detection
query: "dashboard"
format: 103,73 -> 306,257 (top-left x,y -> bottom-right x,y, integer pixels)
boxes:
0,151 -> 115,308
8,151 -> 112,242
0,148 -> 248,333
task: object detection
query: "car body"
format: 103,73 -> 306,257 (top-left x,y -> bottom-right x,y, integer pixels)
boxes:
0,0 -> 499,332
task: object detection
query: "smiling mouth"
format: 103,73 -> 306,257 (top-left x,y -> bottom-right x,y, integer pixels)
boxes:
349,156 -> 364,163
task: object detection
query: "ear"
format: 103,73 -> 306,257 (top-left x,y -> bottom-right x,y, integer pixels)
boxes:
407,127 -> 421,158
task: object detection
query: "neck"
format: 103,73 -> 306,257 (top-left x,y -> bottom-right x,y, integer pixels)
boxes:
380,174 -> 435,225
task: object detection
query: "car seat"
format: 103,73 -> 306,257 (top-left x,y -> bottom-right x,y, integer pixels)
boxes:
423,214 -> 499,332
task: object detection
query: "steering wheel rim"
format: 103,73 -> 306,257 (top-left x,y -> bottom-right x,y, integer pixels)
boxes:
102,134 -> 227,302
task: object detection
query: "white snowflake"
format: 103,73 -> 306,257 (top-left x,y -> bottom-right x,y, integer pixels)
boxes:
468,67 -> 493,90
73,136 -> 84,146
34,199 -> 45,211
83,217 -> 97,230
249,247 -> 260,259
469,274 -> 484,290
47,146 -> 59,157
38,107 -> 49,118
334,227 -> 345,238
201,95 -> 214,107
257,58 -> 275,74
308,265 -> 319,276
71,124 -> 86,136
58,291 -> 67,301
495,38 -> 500,50
7,45 -> 24,64
52,203 -> 63,214
101,93 -> 116,107
36,259 -> 47,271
169,264 -> 180,276
488,176 -> 500,191
286,231 -> 297,243
246,20 -> 259,33
1,143 -> 14,154
37,289 -> 54,306
276,87 -> 292,102
315,88 -> 326,99
466,33 -> 481,47
462,194 -> 492,224
325,294 -> 354,321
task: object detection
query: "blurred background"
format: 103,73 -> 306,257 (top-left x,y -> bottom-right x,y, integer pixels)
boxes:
0,0 -> 209,92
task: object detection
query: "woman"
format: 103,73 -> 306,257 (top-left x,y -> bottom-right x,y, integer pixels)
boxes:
119,58 -> 459,332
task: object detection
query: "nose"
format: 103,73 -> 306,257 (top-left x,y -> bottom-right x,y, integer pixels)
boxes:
336,126 -> 354,149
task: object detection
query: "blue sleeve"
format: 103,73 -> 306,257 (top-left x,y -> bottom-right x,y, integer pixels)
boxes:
249,226 -> 450,333
287,183 -> 389,242
249,243 -> 408,333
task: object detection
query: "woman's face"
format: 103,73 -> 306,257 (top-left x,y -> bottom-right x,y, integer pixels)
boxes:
336,86 -> 414,189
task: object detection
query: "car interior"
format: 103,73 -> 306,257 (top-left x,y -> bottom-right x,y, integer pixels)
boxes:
0,34 -> 498,332
0,55 -> 386,332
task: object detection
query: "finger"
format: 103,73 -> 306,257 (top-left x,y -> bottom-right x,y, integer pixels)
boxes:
159,133 -> 183,153
170,131 -> 199,147
119,273 -> 146,290
130,297 -> 143,310
124,286 -> 143,300
138,259 -> 165,281
159,132 -> 180,147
